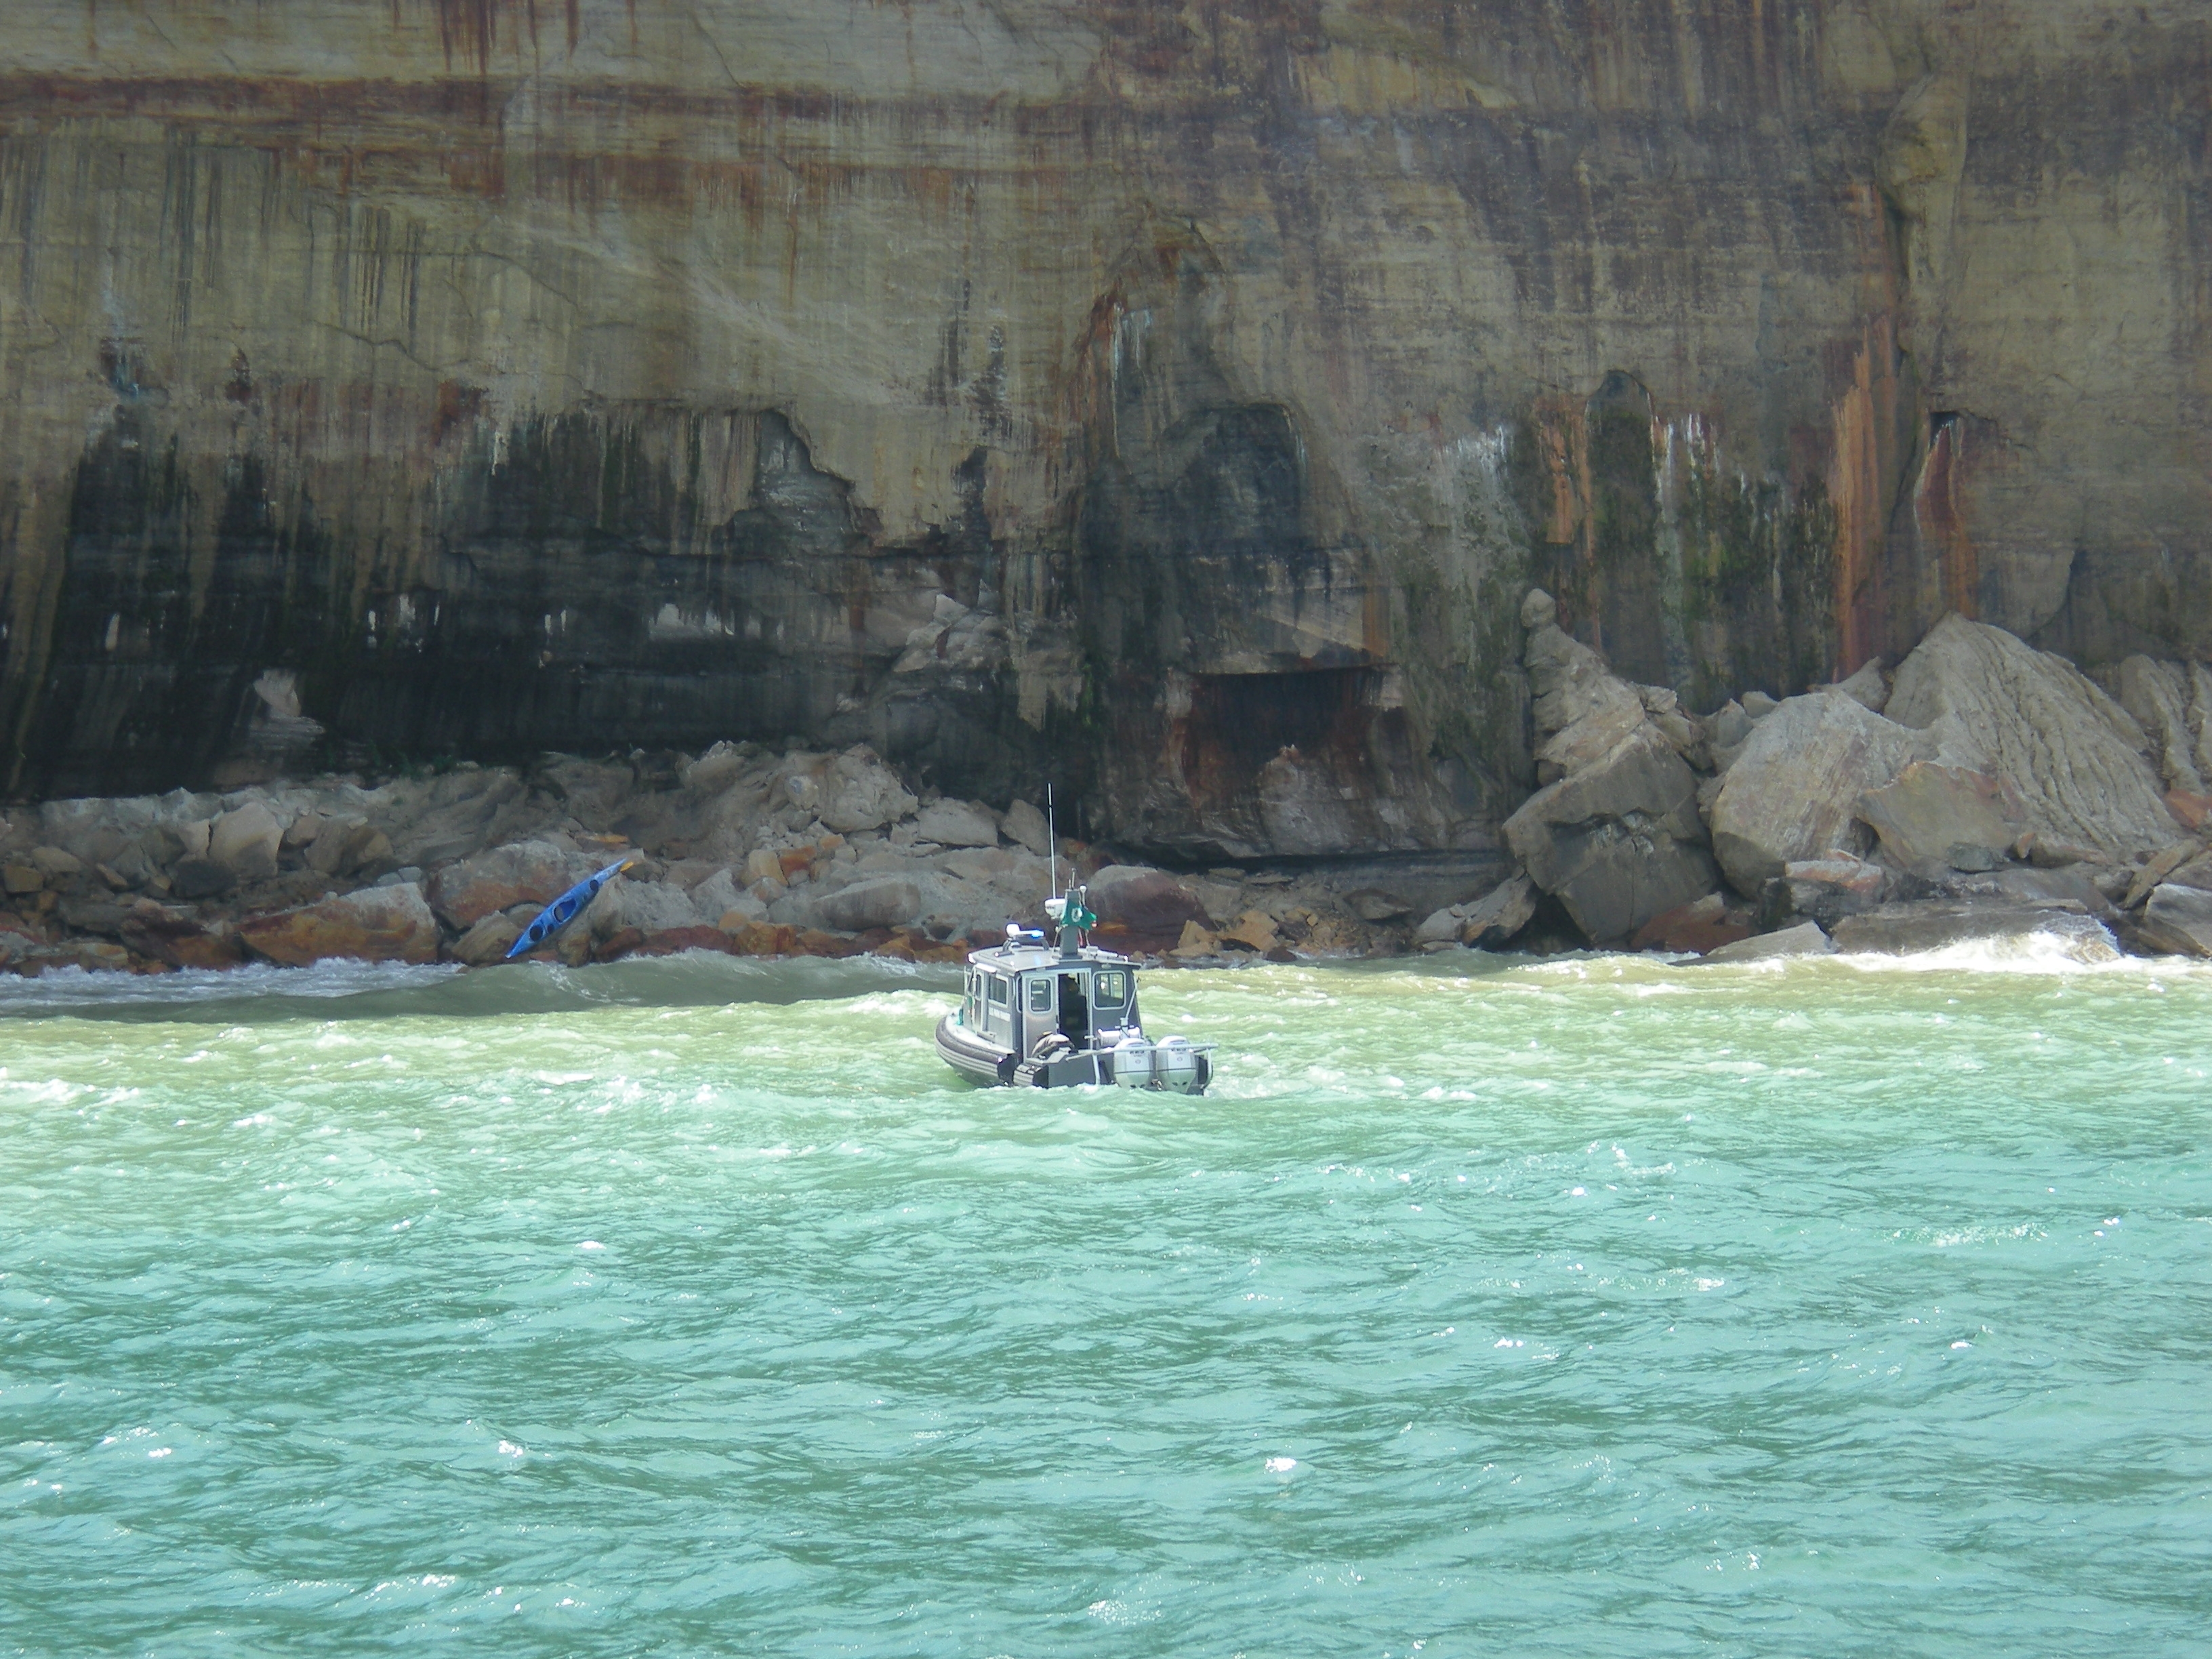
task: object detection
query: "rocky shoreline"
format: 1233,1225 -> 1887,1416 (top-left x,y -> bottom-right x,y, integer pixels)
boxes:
0,743 -> 1490,979
7,594 -> 2212,979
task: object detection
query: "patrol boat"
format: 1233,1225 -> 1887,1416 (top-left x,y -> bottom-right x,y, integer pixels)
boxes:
933,883 -> 1216,1092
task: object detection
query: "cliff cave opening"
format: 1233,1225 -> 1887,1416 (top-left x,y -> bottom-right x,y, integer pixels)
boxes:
1179,666 -> 1378,819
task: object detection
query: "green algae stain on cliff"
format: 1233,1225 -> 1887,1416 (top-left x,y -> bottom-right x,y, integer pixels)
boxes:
1674,447 -> 1839,712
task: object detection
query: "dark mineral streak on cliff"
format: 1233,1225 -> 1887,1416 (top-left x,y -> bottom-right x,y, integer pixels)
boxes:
0,1 -> 2205,859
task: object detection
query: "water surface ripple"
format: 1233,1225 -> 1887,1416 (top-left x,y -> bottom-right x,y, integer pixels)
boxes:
3,949 -> 2209,1655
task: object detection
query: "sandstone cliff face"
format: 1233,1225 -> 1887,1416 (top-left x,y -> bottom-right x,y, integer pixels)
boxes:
1,1 -> 2205,858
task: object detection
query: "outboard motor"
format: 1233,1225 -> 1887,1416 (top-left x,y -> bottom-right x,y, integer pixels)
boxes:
1111,1034 -> 1155,1088
1153,1036 -> 1201,1092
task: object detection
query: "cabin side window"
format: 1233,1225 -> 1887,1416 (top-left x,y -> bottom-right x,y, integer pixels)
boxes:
985,974 -> 1009,1036
1093,970 -> 1128,1008
1027,977 -> 1054,1014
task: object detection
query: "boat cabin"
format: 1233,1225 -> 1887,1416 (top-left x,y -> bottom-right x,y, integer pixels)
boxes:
961,948 -> 1140,1060
935,880 -> 1212,1092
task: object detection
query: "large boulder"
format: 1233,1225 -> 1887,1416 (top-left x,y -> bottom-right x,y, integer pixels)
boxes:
912,799 -> 1000,848
1828,657 -> 1890,713
1886,615 -> 2178,858
1521,589 -> 1650,783
118,902 -> 247,969
1706,691 -> 1925,893
1856,762 -> 2030,868
791,748 -> 919,834
2190,663 -> 2212,781
687,868 -> 754,924
811,876 -> 923,933
1454,873 -> 1540,949
681,741 -> 750,796
1086,865 -> 1210,935
237,884 -> 442,966
306,819 -> 392,878
427,840 -> 590,928
453,912 -> 524,966
391,770 -> 523,867
1504,726 -> 1718,944
208,801 -> 283,880
587,878 -> 706,937
2137,884 -> 2212,957
1002,799 -> 1052,858
31,845 -> 85,878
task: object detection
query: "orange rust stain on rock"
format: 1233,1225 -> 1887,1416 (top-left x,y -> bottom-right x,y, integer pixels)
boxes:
1914,418 -> 1980,621
1826,315 -> 1898,676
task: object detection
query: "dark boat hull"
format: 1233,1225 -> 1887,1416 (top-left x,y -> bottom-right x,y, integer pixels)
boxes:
934,1016 -> 1017,1085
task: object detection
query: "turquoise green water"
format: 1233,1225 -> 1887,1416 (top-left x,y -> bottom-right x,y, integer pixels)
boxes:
3,947 -> 2210,1656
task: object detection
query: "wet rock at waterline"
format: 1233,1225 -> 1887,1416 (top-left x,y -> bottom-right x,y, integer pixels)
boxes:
1504,727 -> 1719,945
1829,903 -> 2121,964
235,885 -> 444,968
1416,873 -> 1539,952
1630,895 -> 1753,956
1702,922 -> 1836,964
2135,884 -> 2212,958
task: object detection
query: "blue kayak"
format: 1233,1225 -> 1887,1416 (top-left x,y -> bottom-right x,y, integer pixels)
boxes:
504,858 -> 636,960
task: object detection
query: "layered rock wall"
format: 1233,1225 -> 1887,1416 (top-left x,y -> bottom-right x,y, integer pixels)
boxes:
1,1 -> 2205,859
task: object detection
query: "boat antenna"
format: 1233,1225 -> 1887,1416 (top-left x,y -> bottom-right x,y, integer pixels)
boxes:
1047,783 -> 1059,901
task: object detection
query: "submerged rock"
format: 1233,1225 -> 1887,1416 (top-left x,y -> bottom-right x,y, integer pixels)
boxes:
1773,854 -> 1891,932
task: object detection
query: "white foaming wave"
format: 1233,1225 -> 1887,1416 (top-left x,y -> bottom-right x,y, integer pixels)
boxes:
1833,934 -> 2199,977
0,958 -> 459,1011
1560,934 -> 2212,980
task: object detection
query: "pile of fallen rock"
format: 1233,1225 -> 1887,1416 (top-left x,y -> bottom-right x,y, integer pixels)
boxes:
0,745 -> 1423,977
1412,590 -> 2212,966
11,593 -> 2211,979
